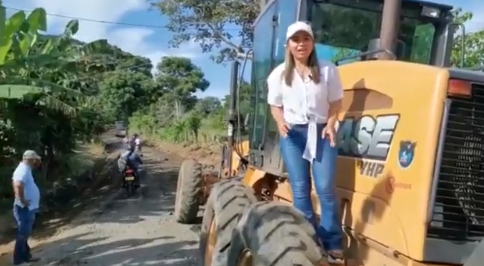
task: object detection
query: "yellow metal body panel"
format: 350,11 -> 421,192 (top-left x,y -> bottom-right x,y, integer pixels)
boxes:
335,60 -> 448,261
240,60 -> 453,265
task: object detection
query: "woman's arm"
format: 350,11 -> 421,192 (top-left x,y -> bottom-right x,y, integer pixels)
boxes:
328,101 -> 342,129
267,67 -> 284,124
270,106 -> 285,125
327,65 -> 344,129
267,66 -> 290,136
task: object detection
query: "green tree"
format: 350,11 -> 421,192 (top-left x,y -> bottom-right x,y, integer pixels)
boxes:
450,9 -> 484,68
150,0 -> 259,63
222,80 -> 252,115
112,47 -> 153,77
99,71 -> 157,120
194,96 -> 222,114
154,56 -> 210,117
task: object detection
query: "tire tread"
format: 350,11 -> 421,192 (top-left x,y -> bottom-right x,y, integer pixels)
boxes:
229,201 -> 323,266
174,159 -> 203,223
200,180 -> 257,266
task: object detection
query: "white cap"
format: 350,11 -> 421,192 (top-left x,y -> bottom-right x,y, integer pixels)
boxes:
286,21 -> 314,41
23,150 -> 41,160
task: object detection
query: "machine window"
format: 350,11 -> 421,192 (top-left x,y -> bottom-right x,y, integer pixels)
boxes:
266,0 -> 299,134
251,3 -> 277,148
307,0 -> 436,64
274,0 -> 298,63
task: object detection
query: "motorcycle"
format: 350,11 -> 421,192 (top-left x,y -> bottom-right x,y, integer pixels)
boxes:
123,167 -> 137,196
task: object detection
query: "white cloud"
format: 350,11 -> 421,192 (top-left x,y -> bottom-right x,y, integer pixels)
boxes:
107,28 -> 200,69
4,0 -> 199,69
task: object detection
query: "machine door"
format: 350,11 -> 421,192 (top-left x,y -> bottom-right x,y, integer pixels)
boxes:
248,1 -> 277,167
257,0 -> 300,176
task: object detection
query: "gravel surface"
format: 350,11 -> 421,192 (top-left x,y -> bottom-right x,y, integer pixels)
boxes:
30,136 -> 202,266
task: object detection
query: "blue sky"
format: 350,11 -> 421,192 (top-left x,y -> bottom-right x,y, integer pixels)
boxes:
3,0 -> 482,100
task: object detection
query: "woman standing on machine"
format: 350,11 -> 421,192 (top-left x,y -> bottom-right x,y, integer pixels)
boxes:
266,21 -> 345,264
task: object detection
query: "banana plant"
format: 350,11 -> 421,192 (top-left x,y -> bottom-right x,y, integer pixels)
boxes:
0,7 -> 46,64
0,5 -> 112,116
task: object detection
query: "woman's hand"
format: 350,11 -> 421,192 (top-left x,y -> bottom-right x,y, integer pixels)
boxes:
322,125 -> 337,147
277,121 -> 291,137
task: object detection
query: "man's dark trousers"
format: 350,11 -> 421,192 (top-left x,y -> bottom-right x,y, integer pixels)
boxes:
13,205 -> 36,265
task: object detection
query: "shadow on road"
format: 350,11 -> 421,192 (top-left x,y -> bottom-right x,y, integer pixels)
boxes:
84,156 -> 185,225
33,232 -> 198,265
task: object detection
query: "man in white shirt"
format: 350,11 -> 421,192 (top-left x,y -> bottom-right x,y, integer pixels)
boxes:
134,134 -> 141,153
12,150 -> 42,265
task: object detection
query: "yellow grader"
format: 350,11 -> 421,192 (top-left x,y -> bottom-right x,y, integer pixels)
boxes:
174,0 -> 484,265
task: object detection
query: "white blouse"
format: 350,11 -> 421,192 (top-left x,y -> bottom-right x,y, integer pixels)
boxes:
267,60 -> 344,161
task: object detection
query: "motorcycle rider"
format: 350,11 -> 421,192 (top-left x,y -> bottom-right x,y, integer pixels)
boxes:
128,133 -> 142,155
117,146 -> 143,187
133,133 -> 142,153
123,134 -> 131,150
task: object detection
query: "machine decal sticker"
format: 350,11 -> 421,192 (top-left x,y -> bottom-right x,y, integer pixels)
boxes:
337,114 -> 400,178
398,140 -> 416,169
386,176 -> 412,194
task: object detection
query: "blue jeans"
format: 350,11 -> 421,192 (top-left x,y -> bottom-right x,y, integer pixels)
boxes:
280,123 -> 343,250
13,205 -> 36,265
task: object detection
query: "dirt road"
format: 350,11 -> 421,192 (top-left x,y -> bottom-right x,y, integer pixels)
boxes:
25,144 -> 201,265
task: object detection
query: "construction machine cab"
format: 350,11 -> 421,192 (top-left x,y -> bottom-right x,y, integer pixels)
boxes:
305,0 -> 456,65
248,0 -> 460,176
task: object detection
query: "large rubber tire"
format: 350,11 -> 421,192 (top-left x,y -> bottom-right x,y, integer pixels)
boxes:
227,201 -> 324,266
200,180 -> 257,266
174,159 -> 203,224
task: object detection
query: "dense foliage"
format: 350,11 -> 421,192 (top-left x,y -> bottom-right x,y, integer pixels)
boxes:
129,77 -> 251,145
0,5 -> 162,209
151,0 -> 258,63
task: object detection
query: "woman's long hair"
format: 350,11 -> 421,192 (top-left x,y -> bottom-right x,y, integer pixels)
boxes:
283,45 -> 321,86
